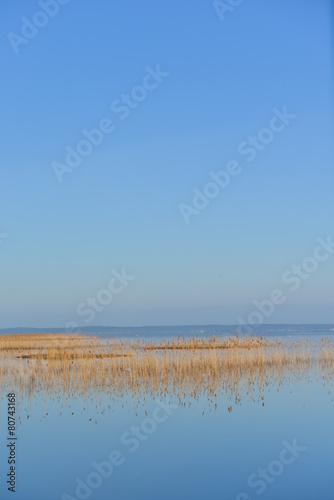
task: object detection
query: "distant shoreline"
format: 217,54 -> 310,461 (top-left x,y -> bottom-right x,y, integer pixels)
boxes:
1,324 -> 334,336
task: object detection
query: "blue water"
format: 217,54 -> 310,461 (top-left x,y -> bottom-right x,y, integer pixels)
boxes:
0,333 -> 333,500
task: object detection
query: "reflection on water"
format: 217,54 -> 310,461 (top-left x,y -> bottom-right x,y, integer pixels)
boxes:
1,335 -> 333,412
0,334 -> 333,500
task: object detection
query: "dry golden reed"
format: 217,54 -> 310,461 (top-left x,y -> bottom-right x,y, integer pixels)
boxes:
0,334 -> 333,413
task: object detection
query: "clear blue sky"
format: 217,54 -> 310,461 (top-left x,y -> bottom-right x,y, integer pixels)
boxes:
0,0 -> 333,328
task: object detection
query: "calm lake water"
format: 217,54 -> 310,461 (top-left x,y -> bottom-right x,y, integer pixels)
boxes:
0,332 -> 333,500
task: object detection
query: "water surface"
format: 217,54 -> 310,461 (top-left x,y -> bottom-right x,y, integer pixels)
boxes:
0,332 -> 333,500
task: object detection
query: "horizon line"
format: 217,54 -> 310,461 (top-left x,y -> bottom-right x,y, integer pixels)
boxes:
1,322 -> 334,331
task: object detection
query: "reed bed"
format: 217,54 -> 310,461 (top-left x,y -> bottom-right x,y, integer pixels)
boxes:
140,335 -> 275,350
0,334 -> 333,413
0,334 -> 88,352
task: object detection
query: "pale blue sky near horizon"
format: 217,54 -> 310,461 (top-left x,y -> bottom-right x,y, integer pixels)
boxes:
0,0 -> 333,328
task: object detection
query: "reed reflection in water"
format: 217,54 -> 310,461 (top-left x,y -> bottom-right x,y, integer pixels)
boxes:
0,334 -> 333,415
